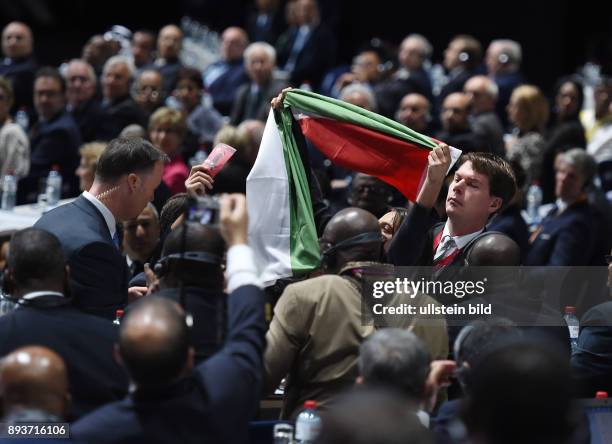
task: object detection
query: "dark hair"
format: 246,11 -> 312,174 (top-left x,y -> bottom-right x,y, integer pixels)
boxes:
457,152 -> 517,211
463,340 -> 576,444
119,296 -> 190,388
35,66 -> 66,94
7,228 -> 65,289
160,221 -> 225,287
554,75 -> 584,120
390,207 -> 410,235
177,67 -> 204,90
159,192 -> 189,235
95,137 -> 168,182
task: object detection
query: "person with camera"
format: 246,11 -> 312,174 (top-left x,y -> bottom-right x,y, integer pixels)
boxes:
72,193 -> 266,444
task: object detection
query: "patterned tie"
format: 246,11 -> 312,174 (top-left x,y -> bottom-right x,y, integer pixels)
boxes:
434,235 -> 457,262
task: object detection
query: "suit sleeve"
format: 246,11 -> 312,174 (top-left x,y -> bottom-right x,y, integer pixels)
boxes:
387,202 -> 433,266
547,219 -> 590,266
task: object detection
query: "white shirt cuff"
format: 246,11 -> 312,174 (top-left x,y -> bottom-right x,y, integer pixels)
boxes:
226,244 -> 262,293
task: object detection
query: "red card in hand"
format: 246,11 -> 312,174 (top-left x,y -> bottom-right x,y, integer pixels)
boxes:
203,143 -> 236,177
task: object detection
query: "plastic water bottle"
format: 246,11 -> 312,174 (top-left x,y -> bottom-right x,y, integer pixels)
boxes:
15,107 -> 29,131
1,174 -> 17,210
563,306 -> 579,353
526,181 -> 543,226
295,400 -> 321,444
113,309 -> 124,326
273,423 -> 294,444
45,166 -> 62,207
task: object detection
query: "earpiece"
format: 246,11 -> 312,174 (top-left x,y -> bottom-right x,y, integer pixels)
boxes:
498,52 -> 510,64
458,51 -> 470,63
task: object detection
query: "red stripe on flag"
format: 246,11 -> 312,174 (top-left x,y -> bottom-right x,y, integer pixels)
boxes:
298,117 -> 430,200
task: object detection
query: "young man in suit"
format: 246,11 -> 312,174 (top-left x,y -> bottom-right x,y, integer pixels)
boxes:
387,147 -> 516,283
35,137 -> 167,318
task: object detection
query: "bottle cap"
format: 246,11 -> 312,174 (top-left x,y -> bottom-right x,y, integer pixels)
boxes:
564,306 -> 576,314
116,309 -> 124,317
304,400 -> 317,409
595,391 -> 608,399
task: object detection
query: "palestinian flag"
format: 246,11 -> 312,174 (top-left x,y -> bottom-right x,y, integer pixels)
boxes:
246,89 -> 461,286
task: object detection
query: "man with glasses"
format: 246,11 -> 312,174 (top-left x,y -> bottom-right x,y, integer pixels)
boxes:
19,67 -> 82,203
132,69 -> 165,119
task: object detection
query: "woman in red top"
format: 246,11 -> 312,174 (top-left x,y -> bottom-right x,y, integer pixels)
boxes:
148,107 -> 190,195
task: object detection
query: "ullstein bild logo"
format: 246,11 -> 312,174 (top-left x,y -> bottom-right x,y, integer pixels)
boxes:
372,277 -> 487,300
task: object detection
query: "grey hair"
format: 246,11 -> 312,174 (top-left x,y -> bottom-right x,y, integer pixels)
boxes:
103,55 -> 136,80
244,42 -> 276,66
65,58 -> 97,85
468,75 -> 499,100
358,328 -> 431,400
560,148 -> 597,185
339,83 -> 378,112
490,39 -> 522,66
403,33 -> 433,60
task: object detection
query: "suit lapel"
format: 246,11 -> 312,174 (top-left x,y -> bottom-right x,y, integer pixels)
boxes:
73,195 -> 114,246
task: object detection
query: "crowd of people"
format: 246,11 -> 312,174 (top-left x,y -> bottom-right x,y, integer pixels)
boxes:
1,0 -> 612,443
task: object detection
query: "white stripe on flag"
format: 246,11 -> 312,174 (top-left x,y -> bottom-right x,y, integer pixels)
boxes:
246,110 -> 293,287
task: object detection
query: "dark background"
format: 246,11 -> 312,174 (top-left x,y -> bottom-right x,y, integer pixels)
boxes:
1,0 -> 610,96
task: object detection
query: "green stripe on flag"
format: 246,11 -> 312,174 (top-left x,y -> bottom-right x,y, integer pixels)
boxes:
283,89 -> 438,149
274,109 -> 321,273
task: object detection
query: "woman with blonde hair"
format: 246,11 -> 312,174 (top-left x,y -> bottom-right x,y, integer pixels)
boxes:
148,107 -> 190,194
75,142 -> 106,191
505,84 -> 549,184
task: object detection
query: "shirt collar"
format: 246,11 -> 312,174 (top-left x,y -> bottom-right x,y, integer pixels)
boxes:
22,291 -> 64,301
83,191 -> 117,238
441,223 -> 484,250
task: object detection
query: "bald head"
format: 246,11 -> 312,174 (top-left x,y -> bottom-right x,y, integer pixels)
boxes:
464,75 -> 498,114
467,233 -> 520,266
321,207 -> 382,270
2,22 -> 33,60
0,346 -> 68,418
221,27 -> 248,62
119,296 -> 192,389
158,24 -> 183,60
441,92 -> 471,133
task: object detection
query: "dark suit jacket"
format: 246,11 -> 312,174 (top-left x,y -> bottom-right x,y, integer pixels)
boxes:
96,95 -> 147,141
276,24 -> 336,88
156,286 -> 227,363
229,78 -> 289,125
0,56 -> 37,114
374,68 -> 433,118
572,301 -> 612,397
18,110 -> 82,202
34,195 -> 129,318
525,200 -> 595,266
204,60 -> 249,116
148,58 -> 183,94
437,68 -> 474,108
72,284 -> 266,444
69,98 -> 103,143
436,128 -> 486,154
0,295 -> 128,419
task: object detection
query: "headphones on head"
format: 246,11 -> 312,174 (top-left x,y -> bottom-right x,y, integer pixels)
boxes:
153,251 -> 223,277
320,232 -> 385,270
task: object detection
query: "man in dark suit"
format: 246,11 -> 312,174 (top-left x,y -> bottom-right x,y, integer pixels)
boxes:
275,0 -> 336,88
438,35 -> 482,108
230,42 -> 288,125
388,148 -> 516,288
64,59 -> 103,143
148,24 -> 184,94
0,22 -> 37,114
18,67 -> 82,203
526,149 -> 598,265
72,194 -> 266,444
436,92 -> 487,154
203,27 -> 250,116
0,228 -> 128,419
96,56 -> 147,141
35,137 -> 167,319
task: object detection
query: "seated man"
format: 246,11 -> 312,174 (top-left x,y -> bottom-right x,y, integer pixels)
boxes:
526,149 -> 599,265
0,22 -> 37,113
0,346 -> 70,424
265,207 -> 448,419
436,92 -> 486,154
123,202 -> 161,278
72,194 -> 266,444
0,228 -> 128,419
